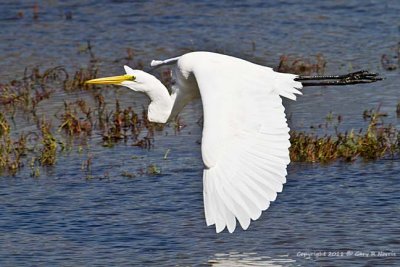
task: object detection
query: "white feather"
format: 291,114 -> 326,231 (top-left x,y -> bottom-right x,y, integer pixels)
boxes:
178,52 -> 302,232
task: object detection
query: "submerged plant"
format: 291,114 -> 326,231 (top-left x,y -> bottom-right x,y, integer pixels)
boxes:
290,108 -> 400,163
277,54 -> 326,75
39,120 -> 57,166
58,100 -> 92,136
396,101 -> 400,118
0,45 -> 395,178
147,164 -> 161,175
381,42 -> 400,71
0,112 -> 27,175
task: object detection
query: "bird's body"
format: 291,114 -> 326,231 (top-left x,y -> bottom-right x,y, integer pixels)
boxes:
86,51 -> 380,233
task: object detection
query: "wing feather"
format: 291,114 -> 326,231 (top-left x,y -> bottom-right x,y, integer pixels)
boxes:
180,52 -> 302,232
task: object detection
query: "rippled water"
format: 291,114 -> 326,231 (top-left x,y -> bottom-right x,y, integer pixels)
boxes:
0,0 -> 399,266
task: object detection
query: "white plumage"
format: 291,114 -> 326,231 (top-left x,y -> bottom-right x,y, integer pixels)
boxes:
86,51 -> 303,233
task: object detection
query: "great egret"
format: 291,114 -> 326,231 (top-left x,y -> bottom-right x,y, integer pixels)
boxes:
86,51 -> 381,233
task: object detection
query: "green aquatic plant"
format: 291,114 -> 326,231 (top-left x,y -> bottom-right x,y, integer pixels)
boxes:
0,113 -> 27,175
29,157 -> 41,178
39,120 -> 57,166
0,47 -> 393,177
147,164 -> 161,175
0,112 -> 10,138
0,48 -> 158,176
121,171 -> 136,178
396,101 -> 400,117
65,67 -> 98,91
0,66 -> 68,119
290,108 -> 400,163
58,100 -> 92,136
99,100 -> 160,149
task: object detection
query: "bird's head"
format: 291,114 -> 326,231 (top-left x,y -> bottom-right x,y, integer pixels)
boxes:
85,66 -> 172,123
86,65 -> 155,92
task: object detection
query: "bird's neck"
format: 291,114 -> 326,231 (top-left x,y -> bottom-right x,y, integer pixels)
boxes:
145,73 -> 194,124
147,82 -> 175,124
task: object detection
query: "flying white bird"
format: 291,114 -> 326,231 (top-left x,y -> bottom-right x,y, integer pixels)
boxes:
86,51 -> 381,233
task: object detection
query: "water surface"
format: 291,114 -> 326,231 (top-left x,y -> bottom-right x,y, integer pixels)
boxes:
0,0 -> 399,266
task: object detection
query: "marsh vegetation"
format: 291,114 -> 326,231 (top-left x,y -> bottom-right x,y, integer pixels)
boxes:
0,45 -> 397,177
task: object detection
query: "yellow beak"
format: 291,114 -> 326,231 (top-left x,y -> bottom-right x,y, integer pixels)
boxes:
85,74 -> 135,85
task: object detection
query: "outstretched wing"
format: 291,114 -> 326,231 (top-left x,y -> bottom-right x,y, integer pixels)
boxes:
185,52 -> 302,233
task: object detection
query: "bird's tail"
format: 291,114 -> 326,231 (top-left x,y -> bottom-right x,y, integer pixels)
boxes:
150,56 -> 181,68
274,72 -> 303,100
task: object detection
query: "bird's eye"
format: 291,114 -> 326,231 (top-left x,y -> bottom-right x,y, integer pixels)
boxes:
126,75 -> 136,81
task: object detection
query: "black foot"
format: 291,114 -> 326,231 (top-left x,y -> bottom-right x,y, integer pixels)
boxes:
296,70 -> 383,87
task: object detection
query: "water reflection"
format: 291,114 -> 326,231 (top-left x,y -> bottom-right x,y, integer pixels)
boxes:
209,252 -> 296,267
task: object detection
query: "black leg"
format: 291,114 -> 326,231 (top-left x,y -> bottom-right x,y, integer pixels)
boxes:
295,70 -> 383,87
